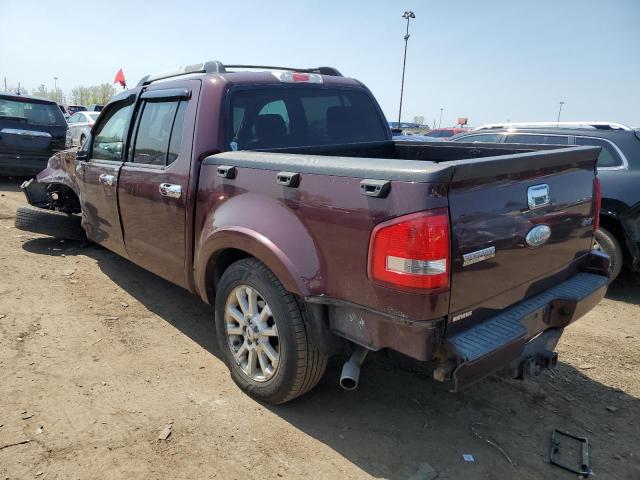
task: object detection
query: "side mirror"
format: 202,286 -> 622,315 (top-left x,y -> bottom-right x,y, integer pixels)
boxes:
76,150 -> 88,161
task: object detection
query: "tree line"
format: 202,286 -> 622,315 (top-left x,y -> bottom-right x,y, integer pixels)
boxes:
25,83 -> 117,106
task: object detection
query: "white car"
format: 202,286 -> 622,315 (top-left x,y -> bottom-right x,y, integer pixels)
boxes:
67,111 -> 100,146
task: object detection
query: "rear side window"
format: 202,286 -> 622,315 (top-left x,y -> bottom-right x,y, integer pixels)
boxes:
132,100 -> 187,166
575,137 -> 623,168
228,88 -> 387,150
0,98 -> 65,126
455,133 -> 502,143
503,134 -> 569,145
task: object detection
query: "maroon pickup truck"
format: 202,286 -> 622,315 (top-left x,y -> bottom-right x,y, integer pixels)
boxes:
17,61 -> 610,404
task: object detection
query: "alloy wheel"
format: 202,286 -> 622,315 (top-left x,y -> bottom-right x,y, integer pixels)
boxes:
224,285 -> 280,382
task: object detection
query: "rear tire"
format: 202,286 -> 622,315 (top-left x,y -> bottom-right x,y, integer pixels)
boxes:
594,227 -> 623,282
214,258 -> 327,404
15,205 -> 86,241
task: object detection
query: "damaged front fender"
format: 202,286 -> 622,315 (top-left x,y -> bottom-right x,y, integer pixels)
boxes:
21,149 -> 81,214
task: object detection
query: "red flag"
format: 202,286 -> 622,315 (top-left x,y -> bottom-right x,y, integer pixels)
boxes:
113,68 -> 126,88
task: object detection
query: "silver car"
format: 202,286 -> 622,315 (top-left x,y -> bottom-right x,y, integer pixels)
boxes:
67,111 -> 99,146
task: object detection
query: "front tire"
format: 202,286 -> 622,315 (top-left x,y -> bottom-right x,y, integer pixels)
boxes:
594,227 -> 623,282
15,205 -> 86,241
214,258 -> 327,404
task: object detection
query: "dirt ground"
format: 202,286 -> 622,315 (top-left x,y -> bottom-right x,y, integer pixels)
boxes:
0,177 -> 638,480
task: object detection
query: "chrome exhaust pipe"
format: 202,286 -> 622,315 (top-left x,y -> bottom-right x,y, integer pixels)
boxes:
340,347 -> 369,390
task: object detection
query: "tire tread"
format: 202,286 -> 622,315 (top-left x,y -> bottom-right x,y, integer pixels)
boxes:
15,206 -> 85,241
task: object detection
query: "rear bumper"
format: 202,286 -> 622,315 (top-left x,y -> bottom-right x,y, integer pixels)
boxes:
0,153 -> 50,176
444,268 -> 608,391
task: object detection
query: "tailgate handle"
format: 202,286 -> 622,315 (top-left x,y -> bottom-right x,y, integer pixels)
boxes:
276,171 -> 300,188
217,165 -> 237,179
360,179 -> 390,198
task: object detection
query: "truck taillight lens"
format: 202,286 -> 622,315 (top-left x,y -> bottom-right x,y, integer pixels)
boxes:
368,209 -> 450,291
593,176 -> 602,232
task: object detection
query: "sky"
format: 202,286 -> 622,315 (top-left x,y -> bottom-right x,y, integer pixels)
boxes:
2,0 -> 639,127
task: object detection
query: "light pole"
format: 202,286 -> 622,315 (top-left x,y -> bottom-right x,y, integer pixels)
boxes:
438,108 -> 444,128
397,10 -> 415,126
53,77 -> 58,103
557,101 -> 564,122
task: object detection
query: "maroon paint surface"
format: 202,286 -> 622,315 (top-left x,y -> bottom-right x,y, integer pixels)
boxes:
28,71 -> 601,335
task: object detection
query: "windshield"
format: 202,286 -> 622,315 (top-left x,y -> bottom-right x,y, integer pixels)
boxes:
228,87 -> 388,150
0,98 -> 66,126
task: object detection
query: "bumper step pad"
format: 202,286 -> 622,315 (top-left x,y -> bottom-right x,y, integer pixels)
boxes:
446,272 -> 608,390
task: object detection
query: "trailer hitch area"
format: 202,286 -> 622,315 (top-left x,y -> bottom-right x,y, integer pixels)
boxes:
512,349 -> 558,379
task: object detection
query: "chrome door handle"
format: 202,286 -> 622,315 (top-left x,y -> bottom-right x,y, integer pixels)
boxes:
98,173 -> 116,186
159,183 -> 182,199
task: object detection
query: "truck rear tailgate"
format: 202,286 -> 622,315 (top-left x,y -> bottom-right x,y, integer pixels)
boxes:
445,146 -> 600,324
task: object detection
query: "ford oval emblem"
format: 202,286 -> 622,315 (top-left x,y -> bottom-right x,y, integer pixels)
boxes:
526,225 -> 551,248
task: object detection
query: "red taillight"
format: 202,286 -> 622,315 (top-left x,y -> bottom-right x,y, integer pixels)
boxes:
271,71 -> 323,84
368,209 -> 450,291
593,176 -> 602,232
88,122 -> 94,128
292,73 -> 310,82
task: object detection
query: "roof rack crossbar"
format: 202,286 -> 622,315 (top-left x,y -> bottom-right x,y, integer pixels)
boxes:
137,60 -> 227,87
474,121 -> 631,131
137,61 -> 342,86
223,65 -> 342,76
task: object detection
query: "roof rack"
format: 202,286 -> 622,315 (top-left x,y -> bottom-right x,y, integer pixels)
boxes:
223,65 -> 342,76
474,121 -> 632,131
137,61 -> 342,86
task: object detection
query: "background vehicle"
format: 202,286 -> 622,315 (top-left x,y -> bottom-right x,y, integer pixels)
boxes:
392,134 -> 438,141
425,127 -> 470,139
17,62 -> 608,404
452,122 -> 640,281
65,104 -> 87,116
86,104 -> 104,112
0,93 -> 69,176
67,111 -> 100,146
58,104 -> 69,119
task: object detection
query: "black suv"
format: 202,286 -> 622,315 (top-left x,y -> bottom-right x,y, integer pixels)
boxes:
452,122 -> 640,281
0,93 -> 69,176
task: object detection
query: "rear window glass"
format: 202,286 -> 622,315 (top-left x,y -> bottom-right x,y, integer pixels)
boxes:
88,112 -> 100,121
575,136 -> 623,168
0,98 -> 65,126
228,88 -> 387,150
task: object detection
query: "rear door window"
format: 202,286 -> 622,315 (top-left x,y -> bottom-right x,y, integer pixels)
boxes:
228,88 -> 387,150
131,99 -> 187,166
503,134 -> 569,145
575,136 -> 623,168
